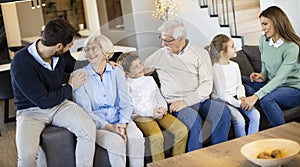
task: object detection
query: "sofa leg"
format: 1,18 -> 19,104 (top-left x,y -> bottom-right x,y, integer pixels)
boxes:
4,99 -> 16,123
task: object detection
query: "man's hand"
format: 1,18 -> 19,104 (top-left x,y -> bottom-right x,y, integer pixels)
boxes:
241,94 -> 259,111
68,70 -> 86,90
239,96 -> 246,102
250,72 -> 265,82
169,100 -> 188,113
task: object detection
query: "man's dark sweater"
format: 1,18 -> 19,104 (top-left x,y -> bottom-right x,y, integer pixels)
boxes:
10,45 -> 76,110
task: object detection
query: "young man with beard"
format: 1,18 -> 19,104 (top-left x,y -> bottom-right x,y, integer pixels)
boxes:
10,18 -> 96,167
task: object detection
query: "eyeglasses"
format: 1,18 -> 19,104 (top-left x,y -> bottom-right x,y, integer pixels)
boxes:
84,46 -> 100,54
159,36 -> 176,44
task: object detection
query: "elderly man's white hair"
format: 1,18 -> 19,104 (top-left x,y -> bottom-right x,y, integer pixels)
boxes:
158,19 -> 186,39
84,32 -> 114,59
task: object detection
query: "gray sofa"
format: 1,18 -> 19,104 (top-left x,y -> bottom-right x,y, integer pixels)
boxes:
40,123 -> 174,167
40,45 -> 300,166
40,66 -> 174,167
231,45 -> 300,130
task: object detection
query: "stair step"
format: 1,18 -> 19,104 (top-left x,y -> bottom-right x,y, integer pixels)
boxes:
243,31 -> 263,45
231,0 -> 260,45
234,8 -> 261,22
210,0 -> 261,45
215,0 -> 259,12
234,19 -> 261,34
233,0 -> 260,11
220,7 -> 260,27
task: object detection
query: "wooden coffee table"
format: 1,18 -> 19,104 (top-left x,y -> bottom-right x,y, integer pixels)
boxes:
148,122 -> 300,167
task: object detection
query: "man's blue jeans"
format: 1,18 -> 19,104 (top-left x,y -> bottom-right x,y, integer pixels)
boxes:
172,99 -> 231,152
242,76 -> 300,126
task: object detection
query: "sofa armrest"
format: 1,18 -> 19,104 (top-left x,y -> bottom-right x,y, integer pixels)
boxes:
40,126 -> 76,167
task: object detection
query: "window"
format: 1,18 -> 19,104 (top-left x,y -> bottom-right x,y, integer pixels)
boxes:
105,0 -> 124,29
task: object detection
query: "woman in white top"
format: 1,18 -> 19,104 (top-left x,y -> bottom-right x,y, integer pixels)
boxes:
209,34 -> 260,137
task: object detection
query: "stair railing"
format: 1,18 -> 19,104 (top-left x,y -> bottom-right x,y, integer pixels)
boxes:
208,0 -> 218,17
199,0 -> 208,8
230,0 -> 238,36
200,0 -> 243,44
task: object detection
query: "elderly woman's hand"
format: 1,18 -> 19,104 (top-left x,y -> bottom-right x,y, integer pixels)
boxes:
108,61 -> 121,69
116,124 -> 127,143
105,123 -> 127,143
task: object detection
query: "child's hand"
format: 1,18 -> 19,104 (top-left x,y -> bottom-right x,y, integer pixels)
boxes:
153,107 -> 167,119
240,97 -> 246,102
241,95 -> 259,111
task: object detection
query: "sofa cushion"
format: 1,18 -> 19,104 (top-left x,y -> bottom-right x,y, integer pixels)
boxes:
242,45 -> 261,72
74,60 -> 89,70
231,50 -> 254,77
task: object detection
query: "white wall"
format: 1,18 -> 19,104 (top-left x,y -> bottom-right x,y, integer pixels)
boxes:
97,0 -> 138,50
16,1 -> 44,38
177,0 -> 231,47
90,0 -> 234,58
260,0 -> 300,36
2,3 -> 22,47
129,0 -> 163,59
82,0 -> 100,34
106,0 -> 233,58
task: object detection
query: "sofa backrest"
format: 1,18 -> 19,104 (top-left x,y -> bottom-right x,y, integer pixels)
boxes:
231,50 -> 254,77
242,45 -> 261,72
230,45 -> 261,77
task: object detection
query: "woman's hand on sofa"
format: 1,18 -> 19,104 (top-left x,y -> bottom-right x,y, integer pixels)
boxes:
241,94 -> 259,111
250,72 -> 266,82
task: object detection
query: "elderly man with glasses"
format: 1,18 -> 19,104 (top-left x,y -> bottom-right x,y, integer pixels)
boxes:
143,19 -> 231,152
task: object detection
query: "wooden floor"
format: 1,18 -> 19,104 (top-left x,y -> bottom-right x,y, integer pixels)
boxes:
0,100 -> 17,167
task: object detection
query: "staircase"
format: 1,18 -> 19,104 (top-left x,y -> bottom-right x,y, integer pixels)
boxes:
202,0 -> 262,46
232,0 -> 261,45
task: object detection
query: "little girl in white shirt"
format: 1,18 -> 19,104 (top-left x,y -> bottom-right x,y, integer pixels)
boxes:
209,34 -> 260,137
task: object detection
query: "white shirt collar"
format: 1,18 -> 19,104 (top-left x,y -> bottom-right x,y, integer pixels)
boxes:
28,39 -> 59,71
268,38 -> 284,48
179,39 -> 190,55
169,39 -> 190,56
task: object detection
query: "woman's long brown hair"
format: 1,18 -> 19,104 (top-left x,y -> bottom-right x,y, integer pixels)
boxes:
259,6 -> 300,61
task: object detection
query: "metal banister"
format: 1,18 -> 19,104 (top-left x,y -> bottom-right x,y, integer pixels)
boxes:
199,0 -> 243,44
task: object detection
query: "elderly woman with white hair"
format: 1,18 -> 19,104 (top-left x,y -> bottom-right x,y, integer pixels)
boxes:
72,34 -> 145,167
